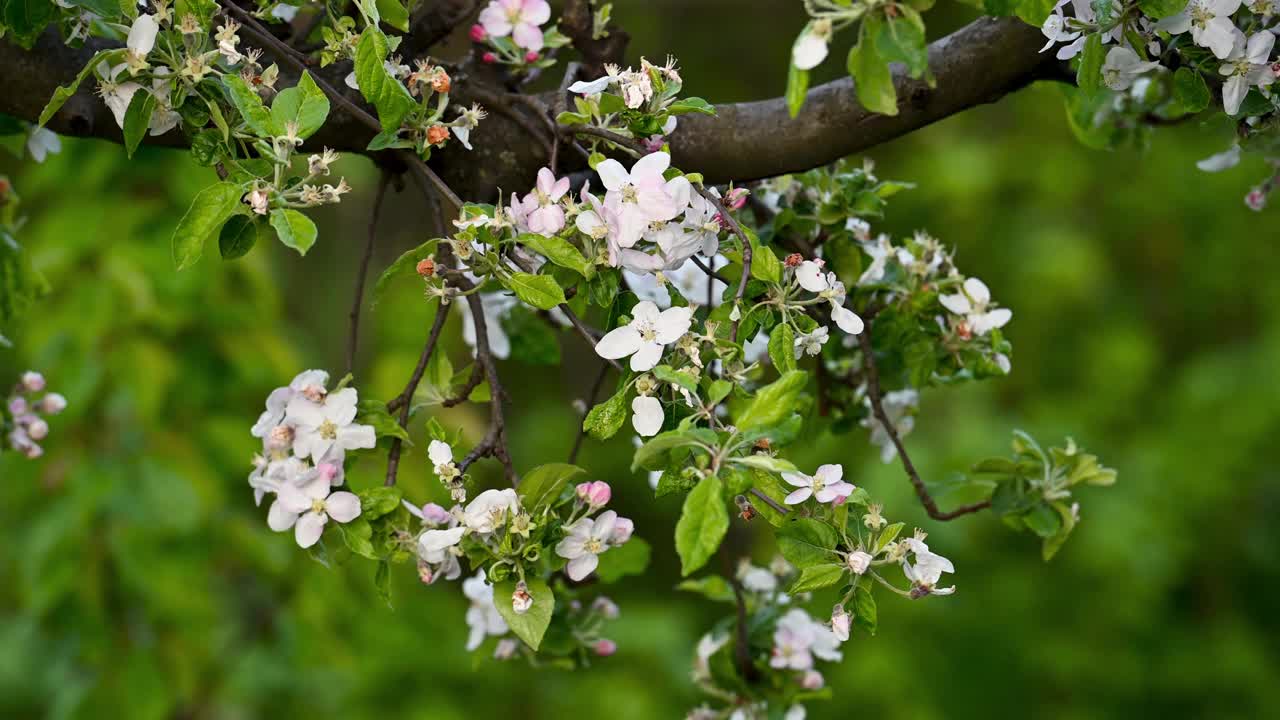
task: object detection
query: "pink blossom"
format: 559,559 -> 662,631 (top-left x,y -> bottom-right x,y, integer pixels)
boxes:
478,0 -> 551,51
593,639 -> 617,656
469,24 -> 488,42
524,51 -> 539,62
611,516 -> 634,544
576,480 -> 611,507
519,167 -> 570,235
20,371 -> 45,392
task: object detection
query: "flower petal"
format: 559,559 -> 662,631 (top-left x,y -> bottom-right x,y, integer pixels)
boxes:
595,325 -> 643,359
632,395 -> 664,436
325,491 -> 362,523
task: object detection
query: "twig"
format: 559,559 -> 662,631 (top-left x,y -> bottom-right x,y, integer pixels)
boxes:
455,286 -> 518,485
697,187 -> 751,341
385,305 -> 451,485
565,124 -> 645,156
689,254 -> 731,286
347,170 -> 391,374
748,487 -> 789,516
442,363 -> 484,408
729,577 -> 760,684
568,362 -> 611,464
856,328 -> 991,521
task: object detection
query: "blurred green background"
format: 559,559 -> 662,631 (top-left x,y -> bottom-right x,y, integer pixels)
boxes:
3,3 -> 1280,718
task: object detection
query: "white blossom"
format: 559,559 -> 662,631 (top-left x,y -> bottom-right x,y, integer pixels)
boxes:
26,127 -> 61,163
1158,0 -> 1243,59
1101,47 -> 1161,91
286,387 -> 377,463
594,300 -> 693,371
902,537 -> 956,595
939,277 -> 1012,336
1220,32 -> 1275,115
782,463 -> 855,505
462,488 -> 520,533
861,388 -> 918,463
596,152 -> 685,250
463,569 -> 509,651
556,509 -> 622,581
792,19 -> 832,70
631,395 -> 664,437
266,471 -> 361,548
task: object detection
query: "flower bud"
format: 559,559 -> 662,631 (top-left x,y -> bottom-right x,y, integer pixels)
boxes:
316,461 -> 341,485
642,135 -> 665,153
611,516 -> 634,544
784,253 -> 803,268
417,559 -> 435,584
591,596 -> 620,619
427,124 -> 450,146
20,371 -> 45,393
593,639 -> 617,656
469,24 -> 487,42
494,638 -> 519,660
512,581 -> 533,614
830,604 -> 850,642
7,396 -> 27,415
724,187 -> 749,210
524,51 -> 539,63
25,417 -> 49,441
267,424 -> 295,449
39,393 -> 67,415
579,480 -> 611,507
415,257 -> 436,277
421,502 -> 452,525
800,670 -> 825,690
846,550 -> 873,575
481,52 -> 497,64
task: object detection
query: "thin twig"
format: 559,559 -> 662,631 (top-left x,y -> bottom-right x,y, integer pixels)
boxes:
730,577 -> 760,684
347,170 -> 391,374
697,187 -> 751,341
456,285 -> 518,485
748,487 -> 789,516
385,305 -> 451,485
568,362 -> 611,464
857,328 -> 991,521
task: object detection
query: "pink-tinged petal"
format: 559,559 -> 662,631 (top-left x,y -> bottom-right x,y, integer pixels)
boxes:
784,487 -> 813,505
529,205 -> 566,234
629,341 -> 663,371
522,0 -> 551,24
536,167 -> 556,194
637,188 -> 680,222
567,552 -> 600,581
286,395 -> 325,427
596,159 -> 630,191
576,210 -> 605,236
325,491 -> 362,523
479,6 -> 513,36
631,152 -> 671,183
613,205 -> 649,247
512,23 -> 544,50
592,510 -> 618,541
294,512 -> 327,548
276,482 -> 314,514
549,176 -> 570,201
815,464 -> 843,485
595,325 -> 643,359
781,471 -> 812,488
267,500 -> 299,531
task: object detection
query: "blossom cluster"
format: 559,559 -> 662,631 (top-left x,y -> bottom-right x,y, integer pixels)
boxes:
247,370 -> 375,548
470,0 -> 568,69
4,371 -> 67,459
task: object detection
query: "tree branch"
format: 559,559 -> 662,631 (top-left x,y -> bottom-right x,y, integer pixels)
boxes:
385,303 -> 451,486
856,327 -> 991,521
347,170 -> 392,375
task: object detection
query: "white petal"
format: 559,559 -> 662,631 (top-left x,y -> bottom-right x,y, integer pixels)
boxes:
567,552 -> 599,581
127,14 -> 158,55
631,152 -> 671,182
267,500 -> 299,531
831,305 -> 864,335
939,292 -> 971,315
325,491 -> 361,523
629,341 -> 663,371
428,440 -> 453,466
654,306 -> 693,344
294,512 -> 327,548
596,159 -> 630,191
569,76 -> 614,94
792,31 -> 829,71
963,277 -> 991,306
796,261 -> 828,292
631,395 -> 664,436
631,300 -> 661,326
784,487 -> 813,505
595,325 -> 643,359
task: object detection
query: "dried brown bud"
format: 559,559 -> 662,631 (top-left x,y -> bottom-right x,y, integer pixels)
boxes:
784,253 -> 803,267
416,258 -> 436,277
754,438 -> 772,451
432,70 -> 451,94
427,125 -> 449,146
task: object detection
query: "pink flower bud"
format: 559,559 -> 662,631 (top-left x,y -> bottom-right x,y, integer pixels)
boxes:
591,596 -> 620,619
642,135 -> 666,153
1245,188 -> 1267,211
469,23 -> 488,42
316,462 -> 341,484
611,516 -> 634,545
524,51 -> 539,63
575,482 -> 592,500
39,393 -> 66,415
593,639 -> 617,656
482,52 -> 497,64
20,371 -> 45,393
512,581 -> 534,614
23,442 -> 43,459
724,187 -> 749,210
7,396 -> 27,415
417,560 -> 434,584
421,502 -> 452,525
585,480 -> 612,507
25,417 -> 49,441
800,670 -> 825,690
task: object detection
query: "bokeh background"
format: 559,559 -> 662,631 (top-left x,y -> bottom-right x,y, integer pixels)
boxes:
3,2 -> 1280,718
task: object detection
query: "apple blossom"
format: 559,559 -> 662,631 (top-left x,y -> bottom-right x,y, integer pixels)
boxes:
594,300 -> 693,371
477,0 -> 551,51
1157,0 -> 1243,60
596,153 -> 685,249
266,471 -> 361,548
519,167 -> 570,235
556,509 -> 623,581
463,569 -> 509,651
26,127 -> 61,163
1220,32 -> 1275,115
1101,47 -> 1161,92
940,277 -> 1012,336
576,480 -> 612,507
861,388 -> 918,463
782,463 -> 855,505
792,19 -> 832,70
631,394 -> 664,437
286,387 -> 377,463
846,550 -> 873,575
463,488 -> 520,533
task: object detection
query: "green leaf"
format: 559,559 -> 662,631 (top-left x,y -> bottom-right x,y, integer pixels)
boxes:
848,25 -> 898,116
874,12 -> 928,79
768,323 -> 797,372
122,89 -> 156,159
516,463 -> 585,510
1077,34 -> 1104,96
354,28 -> 416,132
727,454 -> 798,474
1137,0 -> 1187,17
3,0 -> 57,47
875,522 -> 905,554
269,208 -> 318,256
172,183 -> 245,270
632,428 -> 715,471
667,97 -> 716,115
786,64 -> 810,118
355,397 -> 410,442
270,71 -> 330,139
218,215 -> 267,260
374,561 -> 393,608
675,474 -> 729,576
494,578 -> 554,650
1173,67 -> 1210,114
595,538 -> 651,583
583,386 -> 629,441
371,238 -> 438,306
38,49 -> 126,127
340,517 -> 377,558
506,272 -> 566,310
789,563 -> 846,593
223,74 -> 274,136
1024,502 -> 1063,538
356,485 -> 403,519
775,518 -> 838,568
517,233 -> 594,278
374,0 -> 409,31
676,574 -> 736,603
735,370 -> 807,434
852,584 -> 877,635
652,365 -> 699,395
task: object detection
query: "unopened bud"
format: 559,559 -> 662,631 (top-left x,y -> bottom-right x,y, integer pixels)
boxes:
524,51 -> 539,63
39,393 -> 67,415
20,371 -> 45,393
469,24 -> 487,42
591,596 -> 620,619
481,51 -> 497,64
512,581 -> 533,614
830,604 -> 851,642
25,417 -> 49,441
724,187 -> 749,209
846,550 -> 873,575
593,639 -> 617,656
800,669 -> 825,690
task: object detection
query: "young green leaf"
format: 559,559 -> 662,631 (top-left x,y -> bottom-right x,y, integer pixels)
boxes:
270,208 -> 318,256
223,74 -> 274,136
595,537 -> 651,582
675,474 -> 729,576
852,584 -> 877,635
775,518 -> 838,568
270,71 -> 330,139
122,89 -> 156,159
38,49 -> 126,127
789,563 -> 846,593
583,386 -> 629,441
848,26 -> 898,116
172,182 -> 246,270
218,215 -> 267,260
517,463 -> 586,510
734,370 -> 807,433
786,64 -> 810,118
506,272 -> 566,310
517,233 -> 594,278
768,323 -> 797,372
